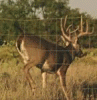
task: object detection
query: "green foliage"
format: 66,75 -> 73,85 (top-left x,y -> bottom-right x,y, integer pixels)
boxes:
0,0 -> 96,45
0,45 -> 19,62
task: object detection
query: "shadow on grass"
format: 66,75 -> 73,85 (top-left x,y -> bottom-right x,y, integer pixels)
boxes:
68,81 -> 97,100
82,81 -> 97,100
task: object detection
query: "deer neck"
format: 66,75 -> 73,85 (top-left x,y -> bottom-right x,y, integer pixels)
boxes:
66,44 -> 77,61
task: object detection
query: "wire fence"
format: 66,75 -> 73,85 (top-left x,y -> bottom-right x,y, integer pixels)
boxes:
0,17 -> 97,48
0,18 -> 97,100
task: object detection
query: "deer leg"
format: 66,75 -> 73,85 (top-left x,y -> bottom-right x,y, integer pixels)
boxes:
57,67 -> 70,100
23,63 -> 36,91
41,72 -> 47,88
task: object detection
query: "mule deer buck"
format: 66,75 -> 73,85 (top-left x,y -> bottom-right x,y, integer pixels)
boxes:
15,16 -> 94,100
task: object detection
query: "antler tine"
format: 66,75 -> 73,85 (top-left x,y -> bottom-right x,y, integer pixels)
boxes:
60,17 -> 72,42
70,16 -> 85,35
69,26 -> 80,34
86,20 -> 94,34
60,35 -> 65,42
66,24 -> 72,32
77,16 -> 94,38
92,27 -> 94,33
86,20 -> 88,32
64,15 -> 68,28
80,15 -> 83,32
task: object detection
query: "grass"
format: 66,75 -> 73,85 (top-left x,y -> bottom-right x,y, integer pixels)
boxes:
0,46 -> 97,100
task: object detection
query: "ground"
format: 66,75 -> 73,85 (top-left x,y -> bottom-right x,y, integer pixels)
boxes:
0,46 -> 97,100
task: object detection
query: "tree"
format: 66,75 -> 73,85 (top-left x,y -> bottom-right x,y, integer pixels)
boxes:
0,0 -> 96,47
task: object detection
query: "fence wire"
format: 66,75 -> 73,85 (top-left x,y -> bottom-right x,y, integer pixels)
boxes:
0,18 -> 97,100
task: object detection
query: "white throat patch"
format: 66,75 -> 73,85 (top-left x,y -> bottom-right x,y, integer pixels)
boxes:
16,40 -> 29,64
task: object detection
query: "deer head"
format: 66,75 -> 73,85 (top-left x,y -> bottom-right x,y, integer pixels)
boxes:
60,15 -> 94,58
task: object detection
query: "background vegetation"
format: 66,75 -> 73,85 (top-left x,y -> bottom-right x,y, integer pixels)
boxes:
0,45 -> 97,100
0,0 -> 96,47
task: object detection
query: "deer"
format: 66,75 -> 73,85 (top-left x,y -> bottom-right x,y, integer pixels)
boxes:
15,16 -> 94,100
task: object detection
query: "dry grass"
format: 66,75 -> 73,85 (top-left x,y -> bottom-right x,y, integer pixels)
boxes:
0,46 -> 97,100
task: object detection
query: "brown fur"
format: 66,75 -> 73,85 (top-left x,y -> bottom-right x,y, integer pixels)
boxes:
16,33 -> 84,100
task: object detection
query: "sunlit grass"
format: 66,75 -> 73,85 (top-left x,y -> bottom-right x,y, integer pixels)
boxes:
0,46 -> 97,100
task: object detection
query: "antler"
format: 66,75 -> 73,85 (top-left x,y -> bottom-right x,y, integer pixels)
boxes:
60,15 -> 94,46
77,16 -> 94,38
60,16 -> 79,43
60,17 -> 72,43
